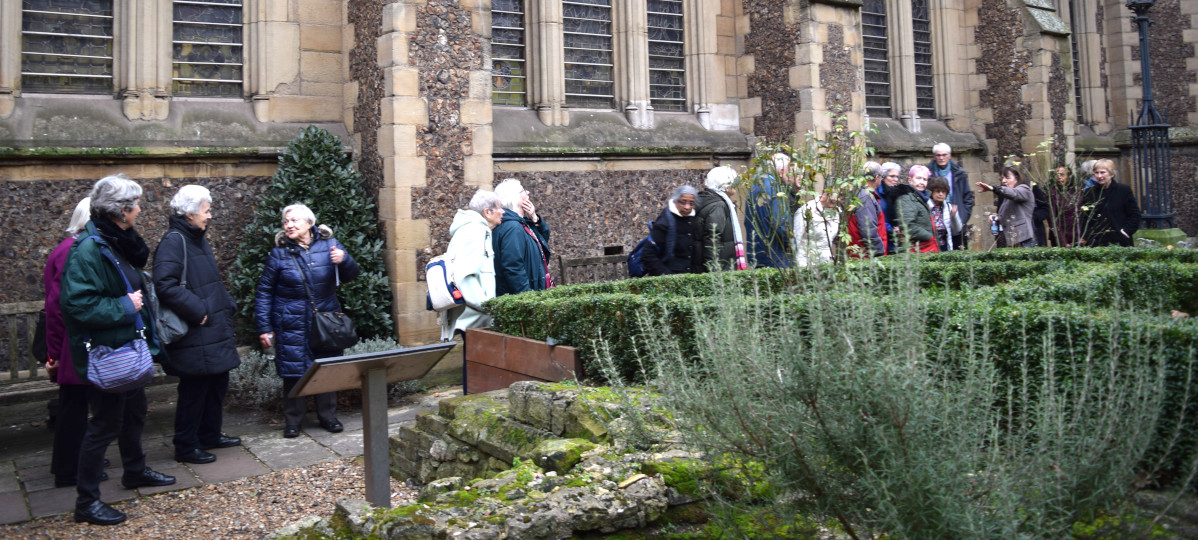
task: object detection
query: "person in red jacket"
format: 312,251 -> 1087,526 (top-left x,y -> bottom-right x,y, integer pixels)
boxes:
848,162 -> 888,258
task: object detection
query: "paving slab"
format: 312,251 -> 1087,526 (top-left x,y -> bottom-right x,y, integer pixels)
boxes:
14,453 -> 53,481
22,475 -> 58,493
191,447 -> 269,484
27,485 -> 74,518
0,490 -> 31,524
244,433 -> 338,472
0,462 -> 19,494
99,476 -> 137,504
137,461 -> 202,496
320,431 -> 365,458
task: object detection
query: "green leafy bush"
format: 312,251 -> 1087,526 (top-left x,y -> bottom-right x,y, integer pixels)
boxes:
229,126 -> 393,340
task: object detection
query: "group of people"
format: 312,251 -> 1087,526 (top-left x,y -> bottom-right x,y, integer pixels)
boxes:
44,175 -> 359,526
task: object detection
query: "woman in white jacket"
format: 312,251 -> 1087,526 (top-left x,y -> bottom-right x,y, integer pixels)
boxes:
793,192 -> 840,267
441,190 -> 503,341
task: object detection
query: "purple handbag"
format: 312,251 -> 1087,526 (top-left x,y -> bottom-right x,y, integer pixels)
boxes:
86,337 -> 154,393
81,235 -> 156,393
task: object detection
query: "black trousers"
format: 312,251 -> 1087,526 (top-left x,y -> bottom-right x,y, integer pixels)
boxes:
173,372 -> 230,454
50,384 -> 90,484
952,231 -> 969,251
76,386 -> 147,507
281,377 -> 337,428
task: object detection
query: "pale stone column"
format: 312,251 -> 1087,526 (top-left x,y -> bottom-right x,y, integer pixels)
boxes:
1063,0 -> 1110,132
463,0 -> 495,189
615,0 -> 652,128
0,1 -> 20,117
528,0 -> 568,126
886,0 -> 918,131
117,0 -> 171,120
684,0 -> 722,129
377,0 -> 434,343
930,0 -> 968,131
1101,0 -> 1140,131
245,0 -> 300,122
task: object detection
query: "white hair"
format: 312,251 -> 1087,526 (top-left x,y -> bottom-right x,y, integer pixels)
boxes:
494,178 -> 525,212
932,143 -> 951,155
65,197 -> 91,235
89,174 -> 142,221
281,203 -> 316,226
170,185 -> 212,217
705,166 -> 738,191
670,184 -> 698,202
1080,159 -> 1097,176
879,162 -> 902,178
468,189 -> 502,215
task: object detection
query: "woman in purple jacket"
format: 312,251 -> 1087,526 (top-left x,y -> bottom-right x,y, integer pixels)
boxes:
43,197 -> 100,488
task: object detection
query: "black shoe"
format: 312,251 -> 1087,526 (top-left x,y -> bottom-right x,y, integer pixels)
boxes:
74,500 -> 126,526
103,458 -> 111,467
199,435 -> 241,450
175,449 -> 216,464
319,419 -> 343,433
283,425 -> 300,438
54,471 -> 108,488
122,467 -> 176,489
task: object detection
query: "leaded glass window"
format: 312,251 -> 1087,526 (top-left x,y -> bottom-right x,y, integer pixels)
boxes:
492,0 -> 527,106
20,0 -> 114,94
862,0 -> 890,118
173,0 -> 243,97
648,0 -> 684,112
912,0 -> 934,119
563,0 -> 613,109
1068,0 -> 1083,124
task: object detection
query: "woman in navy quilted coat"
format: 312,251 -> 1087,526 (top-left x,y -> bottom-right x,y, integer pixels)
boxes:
255,203 -> 359,438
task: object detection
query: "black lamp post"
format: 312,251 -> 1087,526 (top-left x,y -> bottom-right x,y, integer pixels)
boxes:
1126,0 -> 1173,229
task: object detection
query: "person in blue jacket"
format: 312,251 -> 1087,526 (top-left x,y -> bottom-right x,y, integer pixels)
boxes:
255,203 -> 360,438
745,153 -> 795,268
492,178 -> 552,296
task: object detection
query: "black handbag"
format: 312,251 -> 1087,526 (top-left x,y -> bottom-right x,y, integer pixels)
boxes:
290,251 -> 358,353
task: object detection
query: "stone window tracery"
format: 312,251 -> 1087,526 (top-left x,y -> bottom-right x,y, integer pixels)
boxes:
562,0 -> 614,108
862,0 -> 891,118
172,0 -> 243,97
647,0 -> 684,112
20,0 -> 114,94
491,0 -> 527,106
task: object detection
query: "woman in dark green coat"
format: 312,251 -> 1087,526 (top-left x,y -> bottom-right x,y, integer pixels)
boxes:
60,174 -> 176,526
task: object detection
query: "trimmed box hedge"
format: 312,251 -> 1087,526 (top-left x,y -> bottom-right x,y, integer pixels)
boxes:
489,248 -> 1198,382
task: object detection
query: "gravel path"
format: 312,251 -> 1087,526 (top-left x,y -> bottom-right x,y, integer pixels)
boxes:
2,458 -> 417,539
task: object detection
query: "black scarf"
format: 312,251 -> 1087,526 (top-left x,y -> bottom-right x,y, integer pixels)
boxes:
93,218 -> 150,269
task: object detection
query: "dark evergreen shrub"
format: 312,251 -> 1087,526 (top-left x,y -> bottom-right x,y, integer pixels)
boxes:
229,126 -> 394,340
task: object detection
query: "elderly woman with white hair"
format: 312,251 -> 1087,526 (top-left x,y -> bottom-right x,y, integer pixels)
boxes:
255,203 -> 360,438
43,197 -> 93,490
60,175 -> 176,525
694,166 -> 747,271
441,189 -> 503,340
491,178 -> 552,296
641,185 -> 702,276
152,185 -> 241,464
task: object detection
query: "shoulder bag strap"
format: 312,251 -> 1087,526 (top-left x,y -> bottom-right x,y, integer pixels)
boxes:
168,231 -> 189,288
82,236 -> 146,348
287,251 -> 320,314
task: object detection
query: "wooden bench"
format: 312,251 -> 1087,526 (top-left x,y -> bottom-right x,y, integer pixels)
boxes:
0,301 -> 170,406
557,253 -> 629,285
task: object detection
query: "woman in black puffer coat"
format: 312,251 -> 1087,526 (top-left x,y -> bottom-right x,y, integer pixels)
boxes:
153,185 -> 242,464
255,203 -> 360,438
641,185 -> 702,276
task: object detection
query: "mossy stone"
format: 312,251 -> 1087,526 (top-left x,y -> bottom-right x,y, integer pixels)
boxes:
533,438 -> 596,473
